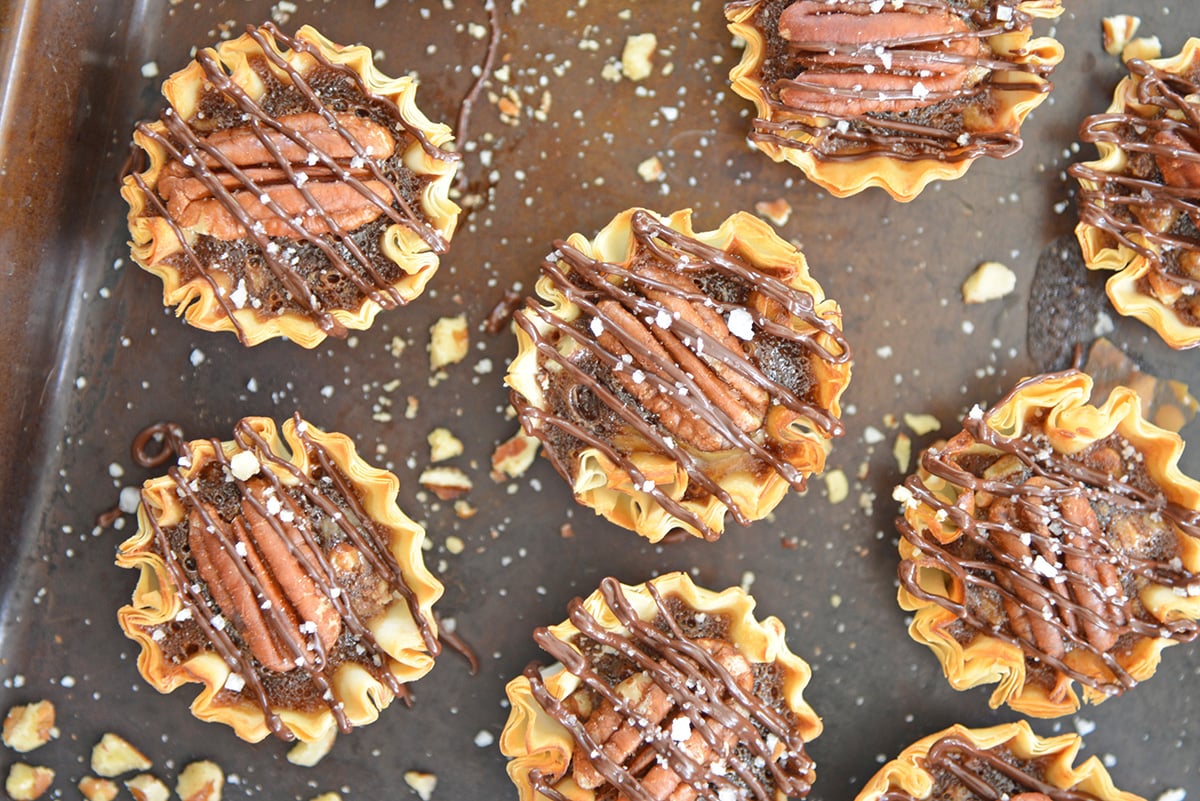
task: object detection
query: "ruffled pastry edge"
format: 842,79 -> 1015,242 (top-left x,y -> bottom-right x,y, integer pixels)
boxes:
855,720 -> 1144,801
115,416 -> 443,743
724,0 -> 1065,201
898,371 -> 1200,717
499,572 -> 822,801
1074,37 -> 1200,350
506,207 -> 852,542
120,24 -> 461,348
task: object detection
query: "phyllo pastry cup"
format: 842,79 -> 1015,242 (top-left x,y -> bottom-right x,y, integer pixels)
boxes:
896,370 -> 1200,717
1071,38 -> 1200,349
501,572 -> 823,801
724,0 -> 1064,201
116,415 -> 443,743
855,721 -> 1144,801
121,23 -> 461,348
505,207 -> 852,543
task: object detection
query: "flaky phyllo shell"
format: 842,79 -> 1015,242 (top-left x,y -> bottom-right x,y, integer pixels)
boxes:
506,208 -> 851,543
725,0 -> 1064,201
121,23 -> 461,348
116,415 -> 442,743
896,371 -> 1200,718
855,721 -> 1144,801
501,573 -> 823,801
1072,38 -> 1200,350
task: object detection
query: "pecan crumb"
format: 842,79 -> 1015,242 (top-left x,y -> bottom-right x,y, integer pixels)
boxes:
491,431 -> 540,480
5,764 -> 53,801
428,428 -> 465,463
754,198 -> 793,227
419,466 -> 474,500
963,261 -> 1017,304
125,774 -> 169,801
1103,14 -> 1142,56
403,772 -> 437,801
429,315 -> 470,370
91,733 -> 152,777
79,776 -> 119,801
176,760 -> 224,801
621,33 -> 657,81
2,700 -> 56,753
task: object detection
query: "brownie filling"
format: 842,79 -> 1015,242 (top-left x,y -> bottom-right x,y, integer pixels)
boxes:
523,578 -> 815,801
898,374 -> 1200,700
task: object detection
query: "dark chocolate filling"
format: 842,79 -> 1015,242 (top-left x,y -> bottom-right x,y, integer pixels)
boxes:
511,210 -> 850,541
727,0 -> 1053,162
897,372 -> 1200,699
522,578 -> 815,801
1071,56 -> 1200,325
878,735 -> 1098,801
138,415 -> 439,741
129,24 -> 459,343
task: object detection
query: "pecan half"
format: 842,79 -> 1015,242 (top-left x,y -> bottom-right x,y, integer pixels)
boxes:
777,1 -> 982,116
187,481 -> 341,672
596,266 -> 768,452
159,111 -> 397,240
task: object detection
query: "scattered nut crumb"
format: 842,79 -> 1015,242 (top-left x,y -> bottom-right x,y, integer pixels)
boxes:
309,794 -> 343,801
428,428 -> 465,463
5,763 -> 53,801
621,33 -> 657,81
893,433 -> 913,474
92,733 -> 152,777
491,431 -> 540,480
2,700 -> 56,753
403,771 -> 437,801
962,261 -> 1016,304
453,500 -> 478,519
79,776 -> 119,801
287,727 -> 336,768
405,396 -> 420,420
637,156 -> 665,182
824,469 -> 849,504
419,466 -> 474,500
903,413 -> 942,436
445,535 -> 465,555
560,523 -> 575,538
1102,14 -> 1141,56
428,314 -> 470,370
830,594 -> 842,609
754,198 -> 793,227
176,760 -> 224,801
125,774 -> 169,801
389,336 -> 407,358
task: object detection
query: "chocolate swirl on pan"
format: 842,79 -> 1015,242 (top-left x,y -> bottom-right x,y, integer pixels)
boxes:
128,23 -> 459,343
142,414 -> 438,740
730,0 -> 1054,161
512,210 -> 849,540
897,373 -> 1200,699
523,577 -> 815,801
878,735 -> 1096,801
1071,57 -> 1200,306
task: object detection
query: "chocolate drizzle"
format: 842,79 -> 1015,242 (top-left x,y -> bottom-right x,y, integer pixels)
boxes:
897,372 -> 1200,699
132,421 -> 188,468
512,210 -> 849,540
523,578 -> 815,801
128,24 -> 459,343
1071,56 -> 1200,299
878,734 -> 1097,801
730,0 -> 1054,162
140,414 -> 438,740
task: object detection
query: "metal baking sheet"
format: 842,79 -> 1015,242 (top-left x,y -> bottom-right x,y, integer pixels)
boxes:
2,1 -> 1199,798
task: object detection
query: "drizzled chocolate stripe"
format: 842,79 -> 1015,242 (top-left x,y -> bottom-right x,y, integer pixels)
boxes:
142,414 -> 437,740
898,372 -> 1200,699
731,0 -> 1053,162
877,735 -> 1098,801
1071,58 -> 1200,291
523,578 -> 815,801
130,23 -> 458,343
512,210 -> 848,540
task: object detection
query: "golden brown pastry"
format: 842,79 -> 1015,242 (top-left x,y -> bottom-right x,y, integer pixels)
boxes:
725,0 -> 1064,200
896,371 -> 1200,717
117,415 -> 443,743
122,24 -> 461,347
1072,38 -> 1200,349
500,573 -> 822,801
505,207 -> 852,543
855,721 -> 1144,801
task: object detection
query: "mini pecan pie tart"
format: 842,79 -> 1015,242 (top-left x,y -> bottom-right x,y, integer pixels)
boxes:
500,573 -> 823,801
1072,38 -> 1200,350
724,0 -> 1065,201
121,24 -> 461,348
855,721 -> 1143,801
116,415 -> 443,743
896,371 -> 1200,717
505,208 -> 852,543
